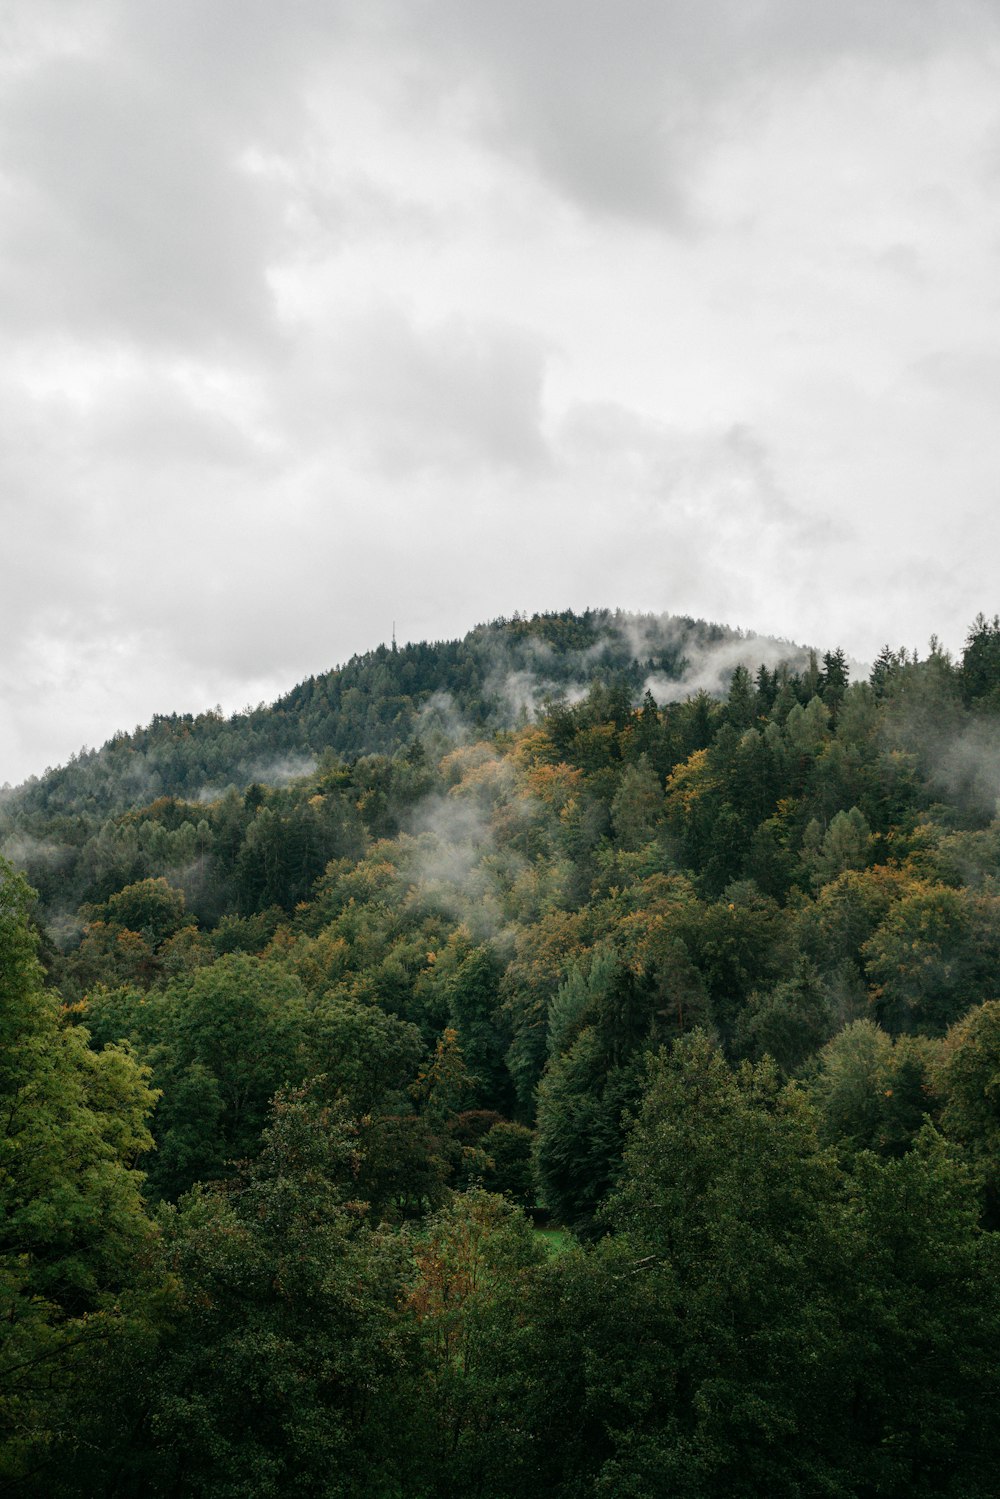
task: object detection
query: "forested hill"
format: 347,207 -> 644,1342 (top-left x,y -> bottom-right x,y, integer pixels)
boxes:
0,607 -> 805,917
9,610 -> 1000,1496
1,608 -> 800,818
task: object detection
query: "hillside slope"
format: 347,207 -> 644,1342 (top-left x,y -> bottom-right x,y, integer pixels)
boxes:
3,609 -> 805,817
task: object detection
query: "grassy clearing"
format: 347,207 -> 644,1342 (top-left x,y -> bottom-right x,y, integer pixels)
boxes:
534,1225 -> 573,1256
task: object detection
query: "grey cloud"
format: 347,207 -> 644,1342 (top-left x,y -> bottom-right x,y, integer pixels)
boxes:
0,367 -> 271,661
0,50 -> 279,349
0,334 -> 889,790
414,693 -> 474,752
0,384 -> 95,625
0,831 -> 72,873
3,0 -> 993,371
909,346 -> 1000,403
0,0 -> 429,359
81,369 -> 276,472
936,726 -> 1000,815
554,400 -> 834,578
1,0 -> 998,787
289,175 -> 445,254
285,306 -> 550,475
483,667 -> 554,727
114,0 -> 353,125
872,243 -> 925,282
386,0 -> 999,224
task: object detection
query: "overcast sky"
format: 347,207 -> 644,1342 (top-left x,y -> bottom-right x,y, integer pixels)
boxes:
2,0 -> 1000,784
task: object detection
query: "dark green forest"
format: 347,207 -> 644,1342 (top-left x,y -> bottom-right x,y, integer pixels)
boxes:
5,607 -> 1000,1497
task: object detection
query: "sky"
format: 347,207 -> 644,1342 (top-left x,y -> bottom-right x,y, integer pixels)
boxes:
2,0 -> 1000,785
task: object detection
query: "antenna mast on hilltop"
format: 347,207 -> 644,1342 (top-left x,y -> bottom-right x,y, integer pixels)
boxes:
391,620 -> 397,652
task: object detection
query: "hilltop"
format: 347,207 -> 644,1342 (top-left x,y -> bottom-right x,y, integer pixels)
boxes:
0,607 -> 808,918
2,608 -> 807,816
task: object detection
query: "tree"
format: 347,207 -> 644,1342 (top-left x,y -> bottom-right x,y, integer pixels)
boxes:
412,1027 -> 477,1121
129,1090 -> 415,1498
808,1019 -> 941,1159
0,861 -> 160,1487
802,805 -> 872,889
480,1120 -> 535,1206
307,994 -> 424,1118
935,1000 -> 1000,1221
732,959 -> 834,1073
500,908 -> 592,1119
442,945 -> 512,1113
838,1132 -> 1000,1498
405,1190 -> 545,1493
141,954 -> 314,1199
601,1034 -> 1000,1497
535,941 -> 700,1232
610,756 -> 663,851
864,883 -> 999,1036
681,883 -> 789,1047
533,1027 -> 639,1233
961,612 -> 1000,707
870,644 -> 905,700
725,664 -> 755,731
546,946 -> 620,1061
603,1034 -> 850,1495
821,647 -> 849,721
93,877 -> 187,945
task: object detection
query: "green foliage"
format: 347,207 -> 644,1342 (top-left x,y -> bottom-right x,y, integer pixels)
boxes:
405,1190 -> 545,1493
140,955 -> 315,1199
129,1090 -> 413,1498
609,755 -> 664,851
681,881 -> 789,1043
864,883 -> 1000,1035
0,861 -> 161,1487
534,1027 -> 640,1232
6,610 -> 1000,1494
732,959 -> 835,1072
808,1019 -> 941,1158
596,1036 -> 1000,1497
307,995 -> 425,1117
935,1001 -> 1000,1220
599,1035 -> 848,1494
91,876 -> 188,944
546,946 -> 619,1060
962,612 -> 1000,707
839,1131 -> 1000,1498
440,944 -> 512,1111
801,805 -> 873,888
479,1120 -> 534,1205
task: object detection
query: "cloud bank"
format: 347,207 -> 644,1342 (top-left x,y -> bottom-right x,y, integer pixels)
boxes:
3,0 -> 1000,782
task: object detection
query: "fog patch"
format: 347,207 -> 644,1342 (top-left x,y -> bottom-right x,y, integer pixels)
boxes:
485,667 -> 593,726
195,753 -> 317,802
403,760 -> 530,939
165,854 -> 215,909
933,721 -> 1000,819
46,909 -> 85,951
415,692 -> 473,754
0,830 -> 74,874
646,631 -> 811,704
246,752 -> 317,786
486,668 -> 546,725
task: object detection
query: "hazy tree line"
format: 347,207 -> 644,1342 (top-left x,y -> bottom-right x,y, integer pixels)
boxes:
1,609 -> 731,826
3,610 -> 1000,1495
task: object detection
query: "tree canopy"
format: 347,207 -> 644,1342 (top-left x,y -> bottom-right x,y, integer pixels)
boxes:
4,607 -> 1000,1495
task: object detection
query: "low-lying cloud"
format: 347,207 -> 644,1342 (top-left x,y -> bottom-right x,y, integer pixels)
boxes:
2,0 -> 999,788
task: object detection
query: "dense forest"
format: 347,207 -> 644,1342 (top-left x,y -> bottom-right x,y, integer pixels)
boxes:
4,607 -> 1000,1497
